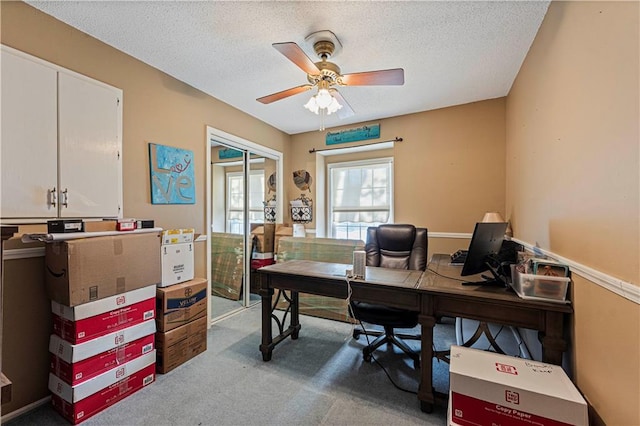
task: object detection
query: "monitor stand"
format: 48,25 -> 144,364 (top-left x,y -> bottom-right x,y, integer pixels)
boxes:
461,260 -> 509,287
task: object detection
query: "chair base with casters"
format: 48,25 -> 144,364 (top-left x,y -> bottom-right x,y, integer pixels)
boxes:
351,300 -> 421,369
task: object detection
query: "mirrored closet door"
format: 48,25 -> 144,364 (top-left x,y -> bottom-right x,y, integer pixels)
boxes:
207,129 -> 282,322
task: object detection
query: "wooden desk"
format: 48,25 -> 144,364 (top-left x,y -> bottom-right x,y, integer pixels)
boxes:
258,260 -> 422,360
417,254 -> 573,411
257,256 -> 573,413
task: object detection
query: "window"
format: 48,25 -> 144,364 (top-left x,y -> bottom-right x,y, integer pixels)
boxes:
328,158 -> 393,240
226,171 -> 265,233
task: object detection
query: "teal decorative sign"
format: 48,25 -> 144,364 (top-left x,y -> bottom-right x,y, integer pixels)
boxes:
218,147 -> 243,159
326,124 -> 380,145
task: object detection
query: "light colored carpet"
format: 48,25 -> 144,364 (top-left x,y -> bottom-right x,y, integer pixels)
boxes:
6,306 -> 517,425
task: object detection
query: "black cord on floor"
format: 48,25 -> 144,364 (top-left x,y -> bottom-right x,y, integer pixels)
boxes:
357,319 -> 419,396
345,276 -> 418,395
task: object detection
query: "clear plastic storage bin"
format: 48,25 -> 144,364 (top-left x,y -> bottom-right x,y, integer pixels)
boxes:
510,265 -> 571,303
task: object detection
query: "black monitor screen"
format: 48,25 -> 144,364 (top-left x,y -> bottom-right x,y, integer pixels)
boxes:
461,222 -> 508,277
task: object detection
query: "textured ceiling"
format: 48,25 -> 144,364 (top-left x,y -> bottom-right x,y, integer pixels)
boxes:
26,1 -> 550,135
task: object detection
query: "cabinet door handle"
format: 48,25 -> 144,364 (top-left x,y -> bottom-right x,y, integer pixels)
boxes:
61,188 -> 69,208
49,187 -> 57,207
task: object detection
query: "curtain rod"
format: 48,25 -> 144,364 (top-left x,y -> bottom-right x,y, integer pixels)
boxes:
309,137 -> 403,154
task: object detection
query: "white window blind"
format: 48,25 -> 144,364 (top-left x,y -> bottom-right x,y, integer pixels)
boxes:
328,158 -> 393,240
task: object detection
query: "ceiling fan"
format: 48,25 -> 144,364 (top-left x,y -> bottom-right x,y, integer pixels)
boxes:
256,30 -> 404,120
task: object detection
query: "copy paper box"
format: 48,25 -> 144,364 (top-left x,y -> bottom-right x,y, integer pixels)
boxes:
449,346 -> 588,426
156,277 -> 207,332
159,242 -> 194,287
50,320 -> 156,385
156,316 -> 207,373
51,285 -> 156,344
49,350 -> 156,403
45,233 -> 161,306
50,363 -> 155,424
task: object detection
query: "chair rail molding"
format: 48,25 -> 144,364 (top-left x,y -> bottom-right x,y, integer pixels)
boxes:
511,238 -> 639,305
429,233 -> 639,305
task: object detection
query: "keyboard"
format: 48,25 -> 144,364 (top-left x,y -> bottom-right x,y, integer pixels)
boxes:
450,249 -> 468,265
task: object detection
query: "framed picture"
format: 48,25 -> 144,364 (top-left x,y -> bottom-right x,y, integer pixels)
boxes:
149,143 -> 195,204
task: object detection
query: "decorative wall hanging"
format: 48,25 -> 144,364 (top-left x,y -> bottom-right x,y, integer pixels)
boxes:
290,193 -> 312,224
263,194 -> 277,223
267,172 -> 277,194
218,147 -> 243,160
326,124 -> 380,145
293,169 -> 312,192
149,143 -> 195,204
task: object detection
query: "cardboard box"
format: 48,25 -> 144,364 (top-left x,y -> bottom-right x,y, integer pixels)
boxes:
49,350 -> 156,403
51,285 -> 156,344
449,346 -> 588,426
251,223 -> 275,253
50,363 -> 155,424
50,320 -> 156,385
156,277 -> 207,332
274,225 -> 293,253
160,242 -> 195,287
161,228 -> 195,245
45,233 -> 161,306
155,316 -> 207,373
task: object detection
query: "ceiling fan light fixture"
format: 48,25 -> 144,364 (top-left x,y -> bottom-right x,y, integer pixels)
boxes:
303,87 -> 342,116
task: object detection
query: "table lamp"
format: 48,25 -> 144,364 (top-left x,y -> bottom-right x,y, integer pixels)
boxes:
481,211 -> 513,239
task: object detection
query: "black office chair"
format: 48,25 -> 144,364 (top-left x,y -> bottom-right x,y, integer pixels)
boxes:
351,224 -> 427,368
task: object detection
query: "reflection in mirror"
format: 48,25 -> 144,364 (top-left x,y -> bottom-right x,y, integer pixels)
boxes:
210,143 -> 245,319
209,138 -> 281,321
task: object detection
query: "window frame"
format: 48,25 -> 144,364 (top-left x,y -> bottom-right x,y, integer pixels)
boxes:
327,157 -> 394,239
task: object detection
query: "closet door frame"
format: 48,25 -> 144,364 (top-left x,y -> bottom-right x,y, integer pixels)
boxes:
205,126 -> 283,324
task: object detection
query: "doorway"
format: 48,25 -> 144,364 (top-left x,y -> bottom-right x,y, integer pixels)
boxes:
206,126 -> 283,323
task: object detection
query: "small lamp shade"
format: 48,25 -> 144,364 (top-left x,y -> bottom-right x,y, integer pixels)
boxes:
481,212 -> 504,223
481,211 -> 513,238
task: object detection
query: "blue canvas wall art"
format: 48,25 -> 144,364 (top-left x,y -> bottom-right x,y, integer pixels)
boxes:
149,143 -> 195,204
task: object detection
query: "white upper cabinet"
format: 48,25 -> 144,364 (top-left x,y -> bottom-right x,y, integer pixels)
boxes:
1,47 -> 58,218
1,46 -> 123,220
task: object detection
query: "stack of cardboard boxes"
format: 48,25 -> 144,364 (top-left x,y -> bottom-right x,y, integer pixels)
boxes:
155,229 -> 207,374
44,232 -> 161,424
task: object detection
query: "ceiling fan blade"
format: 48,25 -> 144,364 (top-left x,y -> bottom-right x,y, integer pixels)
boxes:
341,68 -> 405,86
256,84 -> 314,104
330,89 -> 355,119
272,42 -> 320,75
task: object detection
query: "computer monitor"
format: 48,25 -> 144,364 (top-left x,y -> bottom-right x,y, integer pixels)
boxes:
461,222 -> 508,285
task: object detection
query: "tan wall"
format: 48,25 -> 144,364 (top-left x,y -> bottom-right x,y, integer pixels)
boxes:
0,1 -> 290,416
506,1 -> 639,424
289,99 -> 507,243
0,1 -> 290,280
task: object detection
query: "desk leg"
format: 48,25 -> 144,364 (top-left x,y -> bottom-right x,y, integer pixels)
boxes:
259,285 -> 274,362
539,311 -> 567,365
418,312 -> 437,413
291,291 -> 300,340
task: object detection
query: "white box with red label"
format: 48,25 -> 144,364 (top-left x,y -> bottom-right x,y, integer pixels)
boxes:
49,349 -> 155,403
51,363 -> 155,424
449,345 -> 587,426
50,320 -> 156,385
52,285 -> 156,344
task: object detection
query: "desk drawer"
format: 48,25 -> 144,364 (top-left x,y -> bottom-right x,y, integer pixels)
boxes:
351,286 -> 420,311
